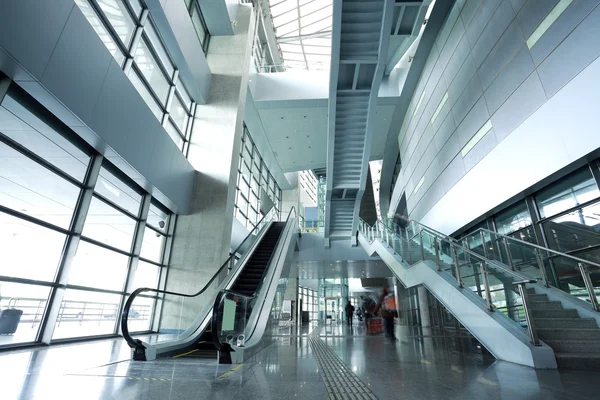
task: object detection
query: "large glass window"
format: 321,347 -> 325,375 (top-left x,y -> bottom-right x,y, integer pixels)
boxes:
0,212 -> 66,282
68,241 -> 130,291
52,289 -> 122,340
0,140 -> 81,229
0,84 -> 174,346
235,125 -> 283,229
495,202 -> 532,236
74,0 -> 196,152
189,2 -> 210,52
0,282 -> 50,346
133,39 -> 170,103
95,166 -> 142,216
82,197 -> 137,251
74,0 -> 126,65
536,169 -> 599,219
96,0 -> 136,47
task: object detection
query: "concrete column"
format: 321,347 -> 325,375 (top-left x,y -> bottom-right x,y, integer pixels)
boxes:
417,285 -> 431,328
284,278 -> 299,323
161,4 -> 256,330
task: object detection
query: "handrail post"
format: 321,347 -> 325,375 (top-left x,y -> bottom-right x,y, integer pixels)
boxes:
480,231 -> 489,259
479,261 -> 494,312
419,229 -> 425,261
434,238 -> 441,271
503,237 -> 515,271
578,263 -> 600,312
407,229 -> 412,264
535,248 -> 550,288
514,280 -> 540,346
452,246 -> 463,288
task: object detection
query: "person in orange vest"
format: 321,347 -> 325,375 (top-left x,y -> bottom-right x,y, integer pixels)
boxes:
373,286 -> 398,342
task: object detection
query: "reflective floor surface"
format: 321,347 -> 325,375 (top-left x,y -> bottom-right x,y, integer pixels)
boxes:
1,323 -> 600,400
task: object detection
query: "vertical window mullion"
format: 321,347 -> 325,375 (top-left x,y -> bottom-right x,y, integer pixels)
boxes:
153,213 -> 177,332
124,8 -> 149,75
163,69 -> 179,126
38,154 -> 104,344
116,193 -> 152,335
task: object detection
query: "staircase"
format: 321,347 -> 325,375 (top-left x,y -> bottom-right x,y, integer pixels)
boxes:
361,219 -> 600,370
528,289 -> 600,369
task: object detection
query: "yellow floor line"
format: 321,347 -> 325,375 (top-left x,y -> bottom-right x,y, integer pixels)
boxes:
172,349 -> 199,358
218,363 -> 244,379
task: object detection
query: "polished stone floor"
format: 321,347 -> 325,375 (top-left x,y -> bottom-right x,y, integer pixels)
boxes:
1,323 -> 600,400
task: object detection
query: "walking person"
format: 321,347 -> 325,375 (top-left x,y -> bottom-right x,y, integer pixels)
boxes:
345,300 -> 355,329
374,286 -> 398,342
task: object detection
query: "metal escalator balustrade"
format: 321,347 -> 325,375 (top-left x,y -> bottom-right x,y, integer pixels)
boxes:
361,218 -> 600,369
120,207 -> 294,362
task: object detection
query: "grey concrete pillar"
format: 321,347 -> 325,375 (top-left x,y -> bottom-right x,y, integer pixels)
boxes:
417,286 -> 431,328
161,4 -> 256,330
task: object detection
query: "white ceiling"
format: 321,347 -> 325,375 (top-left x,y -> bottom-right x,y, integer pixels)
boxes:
257,104 -> 397,172
288,259 -> 393,280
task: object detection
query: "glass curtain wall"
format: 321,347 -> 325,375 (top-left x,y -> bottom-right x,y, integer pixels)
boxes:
74,0 -> 196,152
298,286 -> 318,322
235,124 -> 283,229
184,0 -> 211,53
459,165 -> 600,264
0,82 -> 173,348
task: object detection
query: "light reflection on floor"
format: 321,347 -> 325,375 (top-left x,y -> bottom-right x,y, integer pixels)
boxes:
1,322 -> 600,399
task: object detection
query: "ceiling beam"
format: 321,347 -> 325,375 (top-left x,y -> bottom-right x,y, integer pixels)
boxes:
278,31 -> 332,43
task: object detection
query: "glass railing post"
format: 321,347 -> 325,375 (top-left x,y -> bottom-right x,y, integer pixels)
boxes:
406,229 -> 412,264
452,246 -> 463,288
480,231 -> 489,259
513,280 -> 540,345
479,261 -> 494,312
534,248 -> 550,287
419,229 -> 425,261
578,263 -> 600,311
503,237 -> 515,271
434,238 -> 441,271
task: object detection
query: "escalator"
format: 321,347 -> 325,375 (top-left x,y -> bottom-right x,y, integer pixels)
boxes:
359,218 -> 600,369
121,209 -> 297,363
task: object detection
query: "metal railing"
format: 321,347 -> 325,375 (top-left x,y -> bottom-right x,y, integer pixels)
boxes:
359,218 -> 542,346
120,207 -> 278,360
462,227 -> 600,312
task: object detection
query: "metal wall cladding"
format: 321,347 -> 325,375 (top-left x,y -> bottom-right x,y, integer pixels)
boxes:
394,0 -> 600,222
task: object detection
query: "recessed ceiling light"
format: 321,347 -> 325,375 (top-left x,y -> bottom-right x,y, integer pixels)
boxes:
281,117 -> 284,119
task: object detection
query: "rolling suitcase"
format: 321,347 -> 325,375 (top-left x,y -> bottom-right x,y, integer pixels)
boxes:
0,299 -> 23,335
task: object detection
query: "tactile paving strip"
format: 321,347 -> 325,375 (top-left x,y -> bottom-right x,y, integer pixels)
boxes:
309,336 -> 378,400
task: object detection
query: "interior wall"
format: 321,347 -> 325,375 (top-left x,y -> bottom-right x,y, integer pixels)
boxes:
390,0 -> 600,234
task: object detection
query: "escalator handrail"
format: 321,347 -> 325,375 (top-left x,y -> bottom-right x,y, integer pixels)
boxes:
244,207 -> 296,343
121,208 -> 276,350
211,289 -> 257,352
468,227 -> 600,269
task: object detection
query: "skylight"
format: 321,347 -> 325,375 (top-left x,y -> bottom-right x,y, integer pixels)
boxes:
268,0 -> 333,71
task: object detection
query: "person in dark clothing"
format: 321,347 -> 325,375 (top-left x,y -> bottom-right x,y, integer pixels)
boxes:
374,286 -> 398,341
345,301 -> 355,328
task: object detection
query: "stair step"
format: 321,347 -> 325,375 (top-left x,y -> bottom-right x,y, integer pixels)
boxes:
535,318 -> 598,329
529,301 -> 564,310
528,294 -> 549,302
538,328 -> 600,341
555,353 -> 600,370
531,309 -> 579,319
543,340 -> 600,354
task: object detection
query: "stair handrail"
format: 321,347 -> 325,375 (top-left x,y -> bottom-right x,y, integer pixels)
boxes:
363,218 -> 535,283
360,218 -> 543,345
469,227 -> 600,269
120,207 -> 278,358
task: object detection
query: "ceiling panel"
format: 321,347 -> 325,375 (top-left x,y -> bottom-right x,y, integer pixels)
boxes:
257,104 -> 396,172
